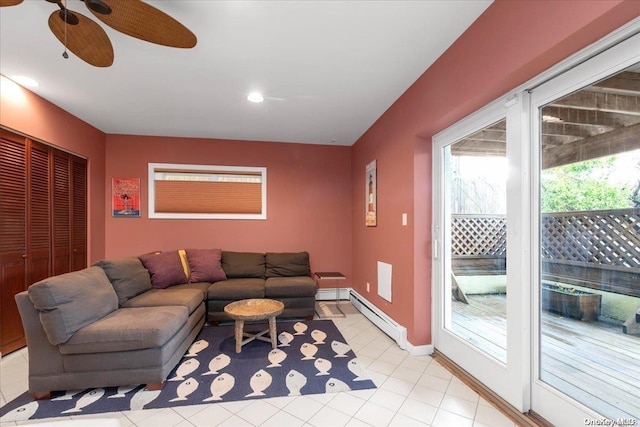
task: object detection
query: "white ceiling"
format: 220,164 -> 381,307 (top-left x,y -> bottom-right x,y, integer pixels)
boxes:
0,1 -> 492,146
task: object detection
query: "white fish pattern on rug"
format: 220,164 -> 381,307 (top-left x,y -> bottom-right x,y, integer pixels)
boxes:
325,378 -> 351,393
267,348 -> 287,367
331,340 -> 351,357
169,359 -> 200,381
51,390 -> 83,401
314,358 -> 332,376
311,329 -> 327,344
203,373 -> 235,401
108,385 -> 137,399
285,369 -> 307,396
348,358 -> 370,381
300,343 -> 318,360
203,353 -> 231,375
0,401 -> 39,422
129,389 -> 161,411
293,321 -> 308,335
0,320 -> 376,422
185,339 -> 209,357
61,388 -> 105,413
278,331 -> 294,347
246,369 -> 273,397
169,378 -> 199,402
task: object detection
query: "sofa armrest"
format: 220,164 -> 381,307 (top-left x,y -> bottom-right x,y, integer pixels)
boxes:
15,291 -> 64,379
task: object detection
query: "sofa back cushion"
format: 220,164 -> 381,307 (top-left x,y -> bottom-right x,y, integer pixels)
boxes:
186,248 -> 227,283
93,257 -> 152,305
265,252 -> 311,277
139,251 -> 189,289
221,251 -> 266,279
28,266 -> 118,345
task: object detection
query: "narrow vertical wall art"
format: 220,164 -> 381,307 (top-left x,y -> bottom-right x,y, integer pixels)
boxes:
112,178 -> 141,217
366,160 -> 377,226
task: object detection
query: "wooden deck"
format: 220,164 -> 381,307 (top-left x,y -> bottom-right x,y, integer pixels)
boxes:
451,294 -> 640,419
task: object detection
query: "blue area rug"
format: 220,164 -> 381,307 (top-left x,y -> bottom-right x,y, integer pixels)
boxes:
0,319 -> 376,422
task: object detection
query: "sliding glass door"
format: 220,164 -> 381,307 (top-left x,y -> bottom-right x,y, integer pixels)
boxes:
434,28 -> 640,426
530,33 -> 640,425
433,96 -> 529,412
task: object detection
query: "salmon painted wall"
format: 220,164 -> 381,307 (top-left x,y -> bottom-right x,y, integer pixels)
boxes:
351,0 -> 640,346
105,134 -> 352,285
0,76 -> 106,263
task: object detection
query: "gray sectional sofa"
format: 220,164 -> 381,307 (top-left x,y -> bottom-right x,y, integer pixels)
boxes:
14,250 -> 317,398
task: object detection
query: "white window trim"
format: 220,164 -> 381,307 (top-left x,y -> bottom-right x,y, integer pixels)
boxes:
148,163 -> 267,220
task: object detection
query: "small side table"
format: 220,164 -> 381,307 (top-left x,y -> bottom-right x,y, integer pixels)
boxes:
224,299 -> 284,353
314,272 -> 347,317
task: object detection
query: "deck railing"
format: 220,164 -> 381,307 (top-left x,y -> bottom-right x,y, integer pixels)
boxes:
452,209 -> 640,297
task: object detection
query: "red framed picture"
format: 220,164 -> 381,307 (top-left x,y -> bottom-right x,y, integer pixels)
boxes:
112,178 -> 141,217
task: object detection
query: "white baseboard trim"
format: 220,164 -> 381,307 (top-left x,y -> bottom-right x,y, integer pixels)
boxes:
407,342 -> 434,356
350,290 -> 408,350
315,287 -> 351,301
316,287 -> 433,355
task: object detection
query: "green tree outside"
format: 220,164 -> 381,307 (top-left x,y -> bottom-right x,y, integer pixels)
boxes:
541,157 -> 635,212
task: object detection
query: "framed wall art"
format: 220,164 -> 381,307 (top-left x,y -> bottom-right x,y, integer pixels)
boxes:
112,177 -> 141,217
366,160 -> 377,226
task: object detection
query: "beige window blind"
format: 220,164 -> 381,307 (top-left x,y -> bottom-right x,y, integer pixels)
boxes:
148,164 -> 267,219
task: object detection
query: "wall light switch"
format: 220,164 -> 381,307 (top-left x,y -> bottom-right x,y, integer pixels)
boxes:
366,282 -> 370,292
402,213 -> 408,226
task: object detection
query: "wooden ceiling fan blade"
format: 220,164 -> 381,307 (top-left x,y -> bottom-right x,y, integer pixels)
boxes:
0,0 -> 23,6
48,9 -> 114,67
87,0 -> 197,49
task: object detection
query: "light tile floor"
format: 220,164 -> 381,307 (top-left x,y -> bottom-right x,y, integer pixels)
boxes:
0,304 -> 517,427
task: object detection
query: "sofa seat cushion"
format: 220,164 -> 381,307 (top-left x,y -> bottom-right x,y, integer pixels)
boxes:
59,306 -> 188,355
93,257 -> 152,305
122,288 -> 203,314
169,282 -> 212,300
207,278 -> 265,300
265,276 -> 317,298
265,252 -> 311,278
28,266 -> 119,345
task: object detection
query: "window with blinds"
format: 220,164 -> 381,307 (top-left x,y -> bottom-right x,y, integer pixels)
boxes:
148,163 -> 267,219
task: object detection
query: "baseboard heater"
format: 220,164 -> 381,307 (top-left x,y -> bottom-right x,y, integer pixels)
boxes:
350,290 -> 407,349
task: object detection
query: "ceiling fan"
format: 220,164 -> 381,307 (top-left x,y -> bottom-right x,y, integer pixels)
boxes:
0,0 -> 197,67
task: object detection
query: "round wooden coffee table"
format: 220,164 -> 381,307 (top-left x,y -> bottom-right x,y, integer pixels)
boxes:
224,298 -> 285,353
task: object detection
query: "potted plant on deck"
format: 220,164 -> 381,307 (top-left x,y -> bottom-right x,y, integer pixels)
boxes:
541,283 -> 602,321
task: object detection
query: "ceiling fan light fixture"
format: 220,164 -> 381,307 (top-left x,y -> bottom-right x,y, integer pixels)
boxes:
247,92 -> 264,103
85,0 -> 111,15
57,9 -> 79,25
10,75 -> 39,87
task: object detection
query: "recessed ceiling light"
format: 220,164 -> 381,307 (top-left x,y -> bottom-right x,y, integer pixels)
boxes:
247,92 -> 264,103
10,75 -> 39,88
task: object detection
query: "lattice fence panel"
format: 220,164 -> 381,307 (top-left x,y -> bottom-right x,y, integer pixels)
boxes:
451,215 -> 506,256
452,209 -> 640,270
541,208 -> 640,269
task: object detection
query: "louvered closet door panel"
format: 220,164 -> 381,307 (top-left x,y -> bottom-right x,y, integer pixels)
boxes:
0,132 -> 27,353
29,141 -> 51,284
52,151 -> 71,275
71,157 -> 87,270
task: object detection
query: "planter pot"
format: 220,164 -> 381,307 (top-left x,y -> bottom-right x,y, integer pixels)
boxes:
541,285 -> 602,321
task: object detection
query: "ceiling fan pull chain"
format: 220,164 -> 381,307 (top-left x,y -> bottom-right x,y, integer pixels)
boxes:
62,6 -> 69,59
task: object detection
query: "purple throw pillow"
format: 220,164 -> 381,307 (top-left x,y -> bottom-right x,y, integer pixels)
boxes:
186,248 -> 227,283
139,251 -> 188,289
